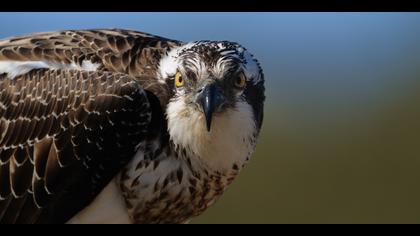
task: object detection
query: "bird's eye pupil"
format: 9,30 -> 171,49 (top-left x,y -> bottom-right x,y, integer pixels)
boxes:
235,73 -> 246,89
175,71 -> 184,87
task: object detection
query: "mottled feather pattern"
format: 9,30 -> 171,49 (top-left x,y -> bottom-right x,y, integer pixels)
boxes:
0,69 -> 151,223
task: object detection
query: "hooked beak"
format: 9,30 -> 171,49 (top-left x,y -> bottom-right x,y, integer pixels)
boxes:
197,83 -> 225,132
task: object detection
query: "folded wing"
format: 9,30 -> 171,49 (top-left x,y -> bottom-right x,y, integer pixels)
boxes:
0,69 -> 152,223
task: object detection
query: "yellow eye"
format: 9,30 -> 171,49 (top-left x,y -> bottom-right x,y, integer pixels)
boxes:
175,71 -> 184,87
234,73 -> 246,89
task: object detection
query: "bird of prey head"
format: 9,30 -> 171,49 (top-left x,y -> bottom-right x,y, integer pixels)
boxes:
0,29 -> 265,224
159,41 -> 265,170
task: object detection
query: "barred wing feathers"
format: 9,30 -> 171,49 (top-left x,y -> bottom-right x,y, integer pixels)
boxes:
0,69 -> 152,223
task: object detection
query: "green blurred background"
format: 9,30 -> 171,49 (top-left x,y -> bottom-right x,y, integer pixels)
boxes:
1,12 -> 420,223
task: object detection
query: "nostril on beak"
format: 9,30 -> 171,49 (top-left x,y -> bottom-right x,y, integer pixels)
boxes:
197,87 -> 204,93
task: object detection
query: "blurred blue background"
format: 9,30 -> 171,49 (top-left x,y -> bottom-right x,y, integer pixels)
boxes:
1,13 -> 420,223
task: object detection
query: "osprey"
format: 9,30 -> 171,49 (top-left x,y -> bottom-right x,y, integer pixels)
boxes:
0,29 -> 265,224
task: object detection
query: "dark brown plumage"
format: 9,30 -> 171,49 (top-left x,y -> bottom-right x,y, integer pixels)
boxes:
0,70 -> 151,223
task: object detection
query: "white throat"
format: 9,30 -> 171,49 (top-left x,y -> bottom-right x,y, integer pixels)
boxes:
166,98 -> 257,172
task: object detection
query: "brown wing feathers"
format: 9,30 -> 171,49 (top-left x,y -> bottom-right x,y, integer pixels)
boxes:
0,29 -> 182,78
0,69 -> 152,223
